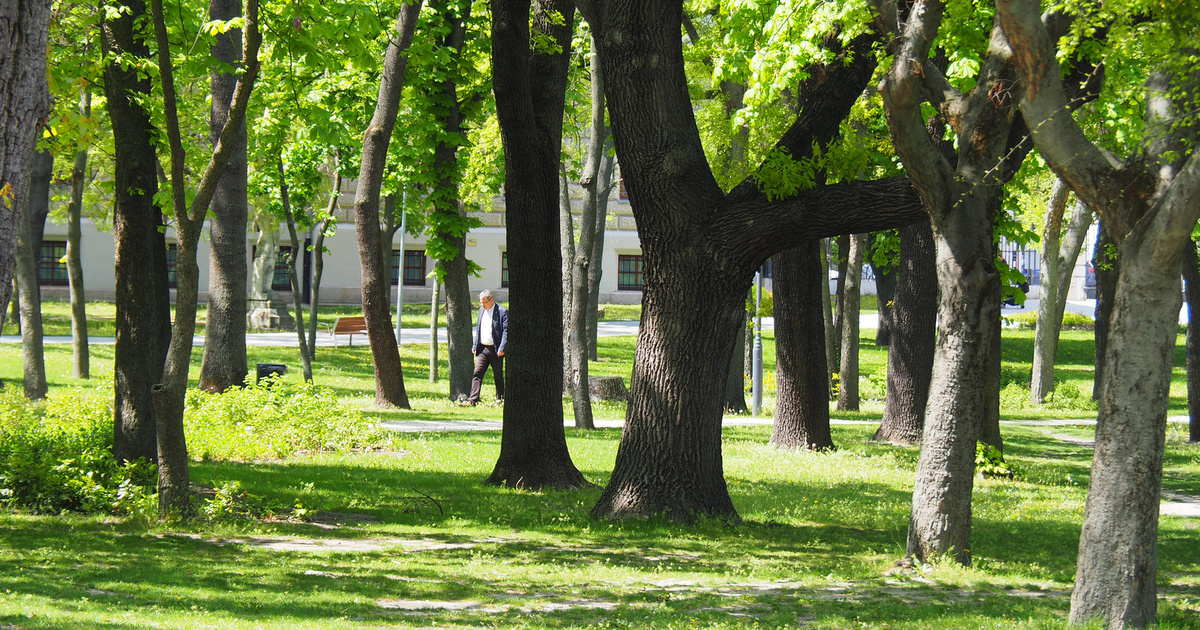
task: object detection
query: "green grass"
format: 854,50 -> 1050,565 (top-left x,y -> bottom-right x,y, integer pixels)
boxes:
1,423 -> 1197,629
1,299 -> 1198,628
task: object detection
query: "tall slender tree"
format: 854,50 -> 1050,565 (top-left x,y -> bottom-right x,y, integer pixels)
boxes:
351,1 -> 423,408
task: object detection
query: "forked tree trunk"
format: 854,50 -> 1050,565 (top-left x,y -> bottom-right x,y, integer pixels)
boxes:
487,0 -> 587,489
103,0 -> 171,464
771,240 -> 833,449
305,175 -> 338,360
873,218 -> 936,445
837,232 -> 866,410
1032,181 -> 1094,403
197,0 -> 248,393
351,1 -> 421,408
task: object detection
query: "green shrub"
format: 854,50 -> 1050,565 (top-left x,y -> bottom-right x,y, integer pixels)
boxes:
976,441 -> 1014,479
185,377 -> 399,461
1002,310 -> 1094,330
0,385 -> 157,515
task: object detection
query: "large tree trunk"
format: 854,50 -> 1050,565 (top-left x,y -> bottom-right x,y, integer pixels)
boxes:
873,218 -> 936,445
1185,240 -> 1200,443
103,0 -> 171,464
66,100 -> 91,379
15,149 -> 51,399
837,233 -> 865,410
198,0 -> 249,393
999,3 -> 1200,622
1070,240 -> 1184,627
723,308 -> 749,413
0,0 -> 53,333
771,240 -> 833,449
351,1 -> 421,408
487,0 -> 587,489
575,6 -> 920,520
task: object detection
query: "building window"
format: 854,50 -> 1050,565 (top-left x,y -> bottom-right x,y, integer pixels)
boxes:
617,254 -> 644,290
391,250 -> 427,286
272,247 -> 293,292
38,241 -> 68,286
166,243 -> 177,289
501,251 -> 509,288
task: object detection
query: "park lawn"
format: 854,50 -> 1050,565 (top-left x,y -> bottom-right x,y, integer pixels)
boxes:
2,303 -> 1199,628
1,423 -> 1197,629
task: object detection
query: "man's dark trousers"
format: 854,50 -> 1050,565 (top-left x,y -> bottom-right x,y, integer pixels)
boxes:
468,345 -> 503,403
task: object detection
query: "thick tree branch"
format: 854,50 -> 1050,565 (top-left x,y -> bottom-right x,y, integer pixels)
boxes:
997,0 -> 1122,215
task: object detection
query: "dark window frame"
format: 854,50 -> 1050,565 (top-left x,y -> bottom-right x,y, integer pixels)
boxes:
617,254 -> 644,291
38,240 -> 69,286
501,251 -> 509,288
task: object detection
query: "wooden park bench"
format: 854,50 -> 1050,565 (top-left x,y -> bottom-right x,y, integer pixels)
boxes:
326,316 -> 369,347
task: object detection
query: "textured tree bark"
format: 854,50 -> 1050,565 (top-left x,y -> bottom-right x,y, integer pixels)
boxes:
487,0 -> 587,489
0,0 -> 53,334
198,0 -> 249,393
585,148 -> 613,361
771,241 -> 833,450
15,150 -> 52,400
66,98 -> 90,379
873,219 -> 936,445
351,1 -> 422,408
1186,240 -> 1200,443
837,233 -> 866,410
821,239 -> 836,398
103,0 -> 171,464
560,168 -> 575,392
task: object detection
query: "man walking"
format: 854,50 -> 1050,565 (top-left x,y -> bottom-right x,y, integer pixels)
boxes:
460,290 -> 507,406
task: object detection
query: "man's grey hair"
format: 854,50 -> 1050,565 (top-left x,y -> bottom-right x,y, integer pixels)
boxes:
479,290 -> 493,301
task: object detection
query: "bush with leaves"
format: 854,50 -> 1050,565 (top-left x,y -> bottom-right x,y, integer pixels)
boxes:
185,377 -> 400,461
0,385 -> 157,515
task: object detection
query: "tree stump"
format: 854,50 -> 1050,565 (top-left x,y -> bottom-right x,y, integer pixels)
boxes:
589,376 -> 628,401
